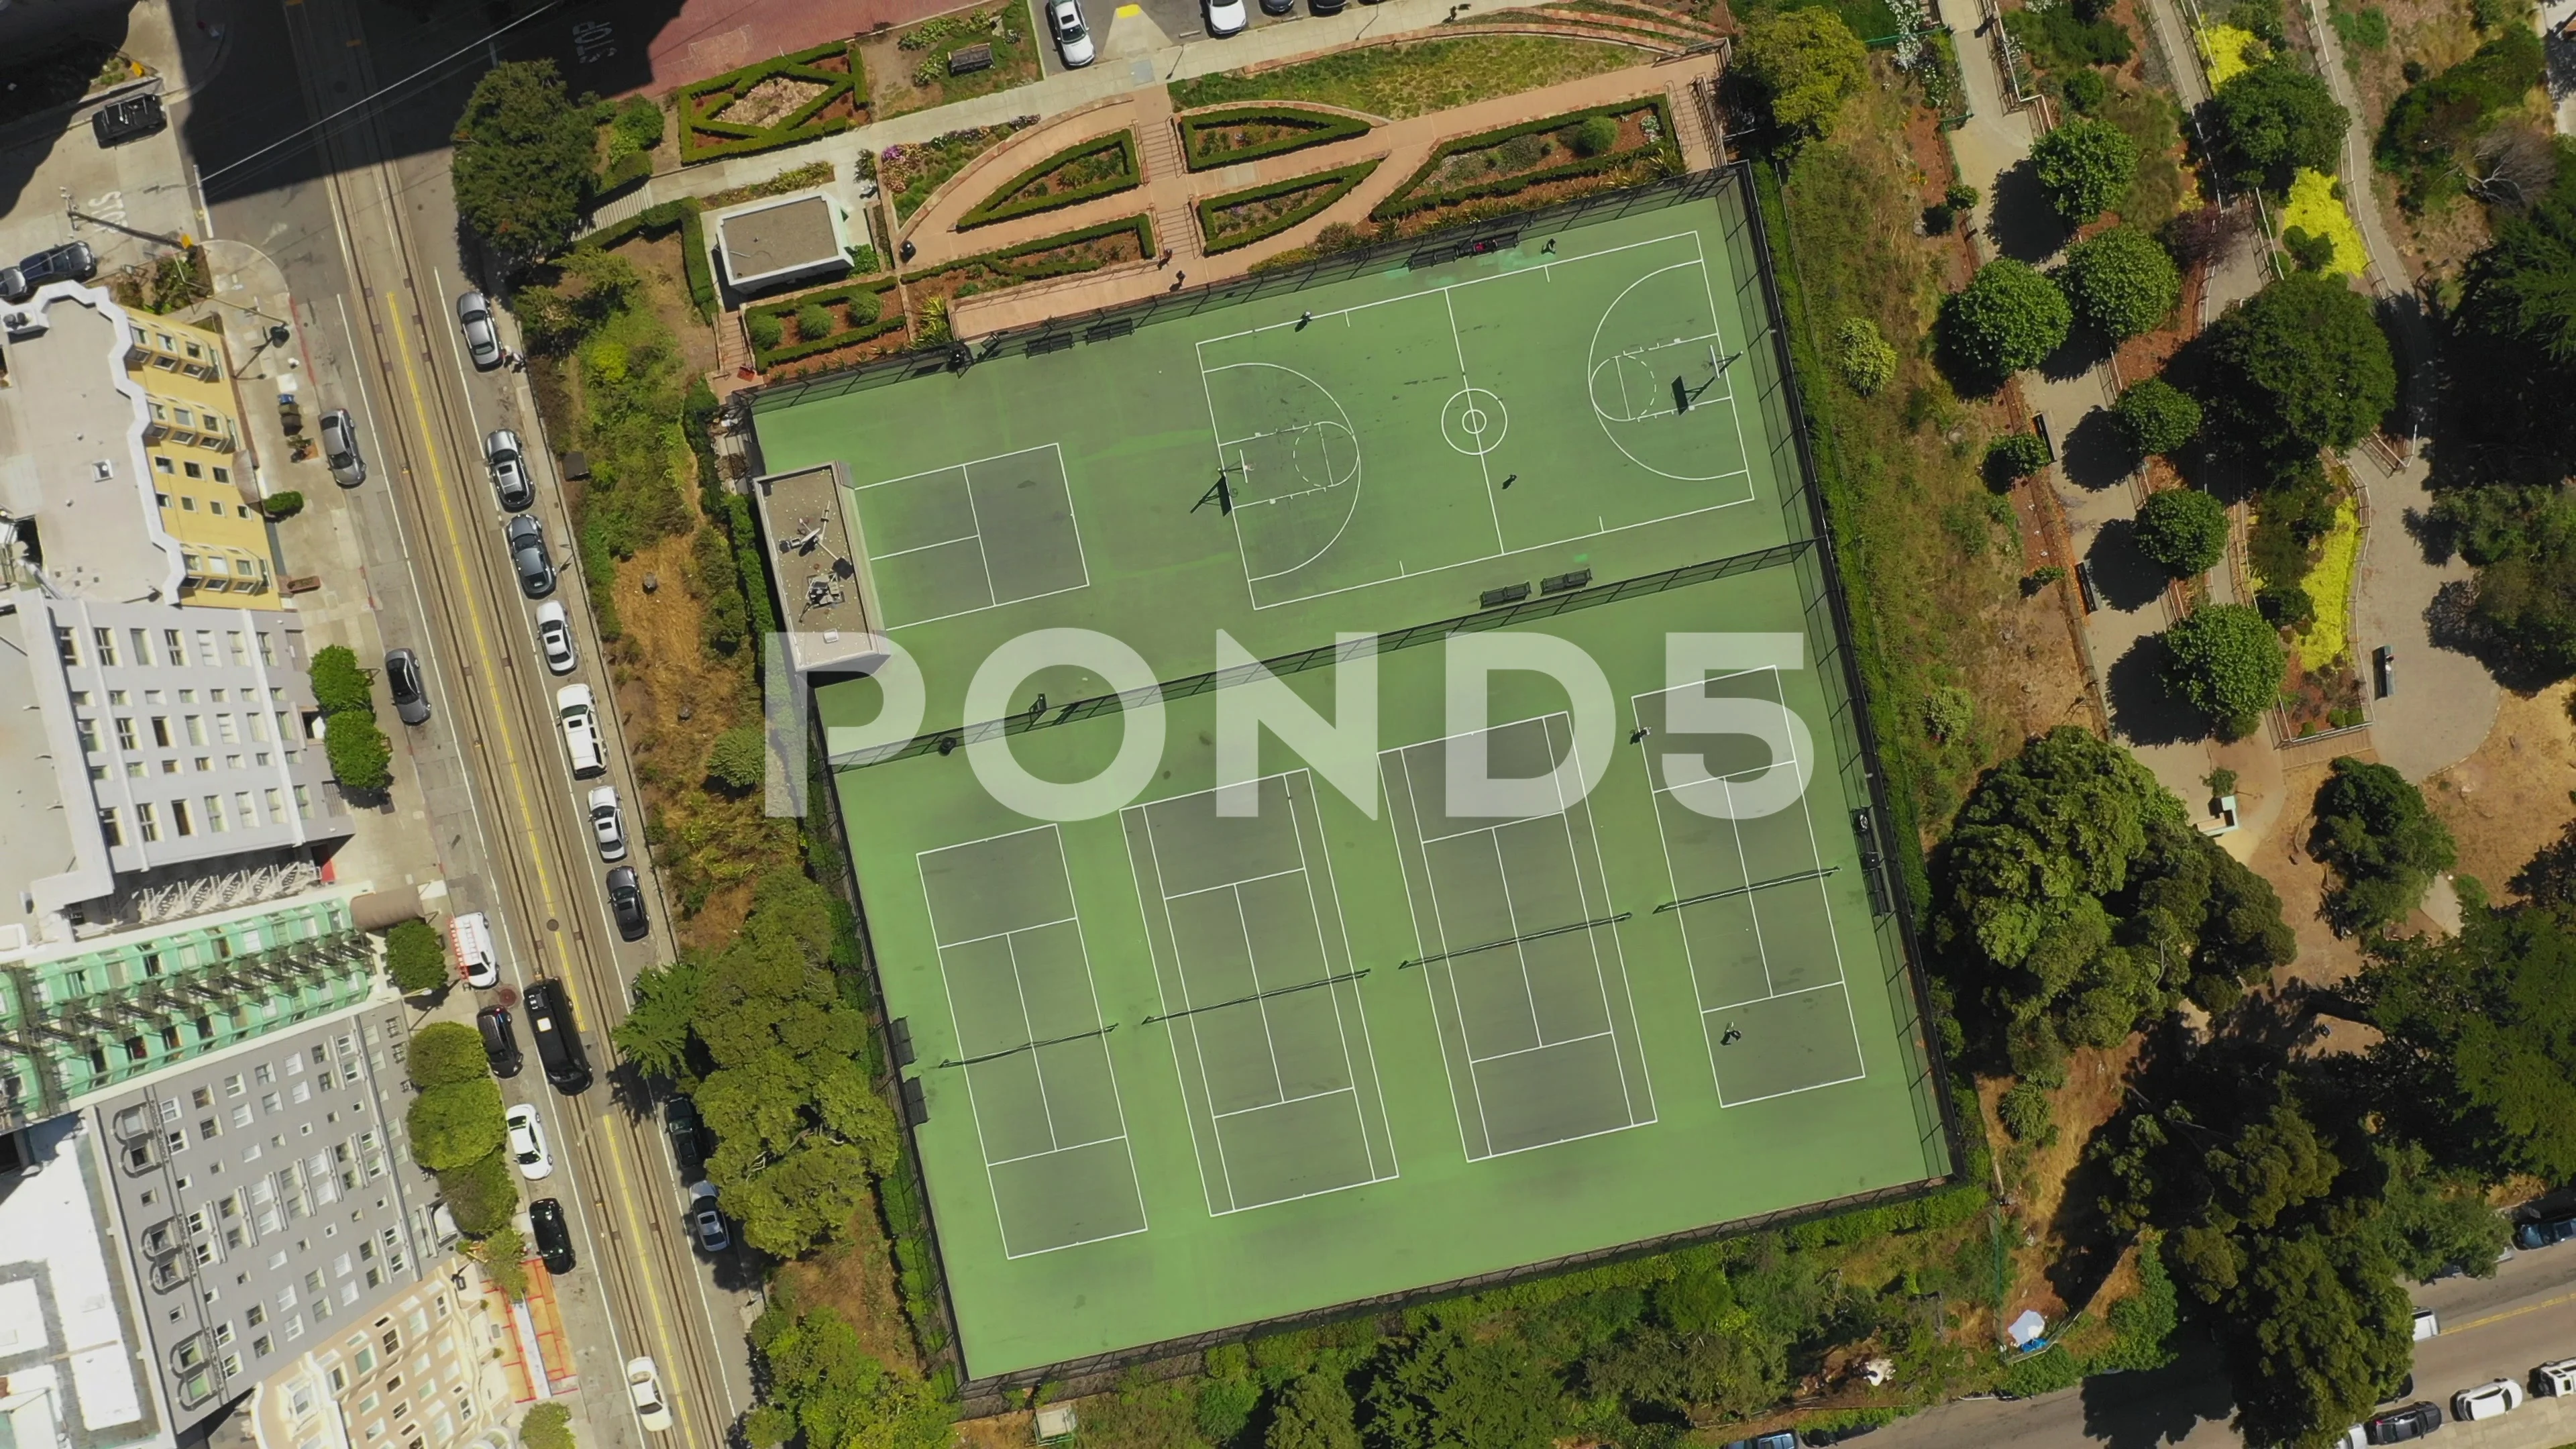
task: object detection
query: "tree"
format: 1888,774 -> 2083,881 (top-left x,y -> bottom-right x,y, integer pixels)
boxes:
2134,488 -> 2230,576
1835,317 -> 1897,395
2162,603 -> 2287,736
2059,226 -> 2182,339
706,724 -> 767,794
451,61 -> 596,266
407,1079 -> 506,1173
2356,903 -> 2576,1181
384,918 -> 451,995
407,1020 -> 490,1090
2202,273 -> 2396,459
1362,1330 -> 1560,1449
1582,1326 -> 1785,1424
2223,1224 -> 2413,1448
1941,258 -> 2072,383
1739,7 -> 1869,138
2116,376 -> 2204,455
2368,1142 -> 2514,1283
445,1150 -> 519,1236
745,1303 -> 950,1449
2310,756 -> 2457,932
2375,30 -> 2546,203
522,1402 -> 575,1449
1269,1371 -> 1362,1449
325,709 -> 394,794
2031,117 -> 2140,226
612,959 -> 706,1081
475,1225 -> 530,1300
310,645 -> 373,714
1987,431 -> 2053,482
2211,62 -> 2350,186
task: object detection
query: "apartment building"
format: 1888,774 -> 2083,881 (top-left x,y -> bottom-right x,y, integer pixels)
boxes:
122,315 -> 278,607
229,1260 -> 515,1449
0,1114 -> 168,1449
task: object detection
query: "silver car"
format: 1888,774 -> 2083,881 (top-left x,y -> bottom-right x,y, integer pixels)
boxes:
485,428 -> 533,511
457,290 -> 502,370
535,600 -> 578,675
588,786 -> 627,862
321,408 -> 366,488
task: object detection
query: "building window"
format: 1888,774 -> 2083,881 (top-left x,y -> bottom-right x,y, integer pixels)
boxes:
250,712 -> 270,743
294,785 -> 312,820
52,627 -> 76,666
254,1334 -> 273,1358
76,718 -> 97,755
99,808 -> 123,847
184,716 -> 205,747
179,492 -> 196,508
195,631 -> 217,667
151,716 -> 171,748
237,791 -> 258,826
215,466 -> 231,484
204,796 -> 226,833
183,461 -> 204,479
137,802 -> 160,842
229,633 -> 248,667
93,627 -> 118,665
129,629 -> 152,665
217,714 -> 239,745
154,458 -> 175,476
225,1074 -> 244,1097
115,717 -> 137,749
172,799 -> 194,837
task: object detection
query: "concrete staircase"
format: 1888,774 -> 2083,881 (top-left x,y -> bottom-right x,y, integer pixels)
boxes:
1135,115 -> 1199,262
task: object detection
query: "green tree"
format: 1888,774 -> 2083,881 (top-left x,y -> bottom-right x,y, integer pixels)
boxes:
1197,1375 -> 1260,1445
1582,1326 -> 1784,1423
1835,317 -> 1897,396
407,1020 -> 490,1090
706,724 -> 767,794
310,645 -> 373,714
2375,30 -> 2545,203
452,61 -> 596,267
2116,376 -> 2204,455
2202,274 -> 2398,458
1269,1371 -> 1362,1449
2211,62 -> 2350,186
325,709 -> 394,794
745,1303 -> 951,1449
522,1402 -> 574,1449
1739,7 -> 1870,138
2031,117 -> 2140,226
1362,1330 -> 1559,1449
445,1150 -> 519,1236
2310,756 -> 2457,932
1941,258 -> 2072,383
476,1225 -> 531,1300
1988,431 -> 2053,482
2059,226 -> 2182,339
2223,1225 -> 2413,1449
384,918 -> 451,995
407,1079 -> 506,1173
2368,1142 -> 2514,1283
2135,488 -> 2230,576
2163,603 -> 2287,736
612,959 -> 706,1081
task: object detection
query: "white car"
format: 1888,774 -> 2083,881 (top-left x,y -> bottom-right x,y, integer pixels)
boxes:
627,1357 -> 673,1432
2412,1307 -> 2439,1340
2455,1379 -> 2523,1419
588,786 -> 628,862
505,1104 -> 553,1180
1049,0 -> 1095,66
2536,1358 -> 2576,1397
1205,0 -> 1248,34
535,601 -> 577,675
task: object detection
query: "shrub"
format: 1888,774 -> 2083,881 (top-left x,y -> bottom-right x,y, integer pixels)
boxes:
1741,7 -> 1870,137
2059,226 -> 2182,339
1946,180 -> 1981,211
1988,431 -> 2053,481
707,724 -> 767,793
2061,68 -> 2110,114
1836,317 -> 1898,395
386,919 -> 452,996
847,289 -> 881,325
409,1020 -> 491,1089
1924,684 -> 1976,741
1567,113 -> 1620,156
2259,582 -> 2317,629
323,709 -> 393,794
957,133 -> 1140,229
2135,488 -> 2230,575
2031,117 -> 2139,226
2283,226 -> 2335,271
611,95 -> 664,154
1999,1081 -> 2054,1139
1213,161 -> 1384,250
522,1401 -> 575,1449
445,1149 -> 519,1236
1941,258 -> 2072,382
407,1079 -> 506,1172
794,301 -> 835,341
261,491 -> 305,519
2116,377 -> 2204,455
747,311 -> 784,350
310,644 -> 373,714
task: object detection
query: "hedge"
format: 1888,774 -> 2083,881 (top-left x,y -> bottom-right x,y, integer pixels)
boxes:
596,150 -> 652,198
676,41 -> 861,165
956,131 -> 1141,230
912,213 -> 1157,294
1196,159 -> 1383,254
1368,97 -> 1677,222
1179,105 -> 1374,171
581,199 -> 715,320
745,278 -> 907,368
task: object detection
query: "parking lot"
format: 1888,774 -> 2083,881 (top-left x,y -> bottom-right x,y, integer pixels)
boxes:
1028,0 -> 1334,77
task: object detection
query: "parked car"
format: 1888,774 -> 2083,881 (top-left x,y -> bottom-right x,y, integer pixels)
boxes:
1048,0 -> 1095,66
385,648 -> 430,726
556,684 -> 605,778
535,600 -> 578,675
1205,0 -> 1248,34
457,290 -> 502,370
2375,643 -> 2397,698
451,911 -> 500,990
505,1103 -> 553,1180
2453,1381 -> 2523,1421
627,1357 -> 674,1433
1720,1435 -> 1796,1449
688,1181 -> 729,1253
2412,1307 -> 2439,1340
2516,1216 -> 2576,1250
588,786 -> 628,862
665,1096 -> 708,1185
2364,1402 -> 2443,1444
476,1006 -> 522,1079
91,94 -> 165,146
2532,1359 -> 2576,1397
524,978 -> 592,1094
506,515 -> 556,598
321,407 -> 367,488
485,429 -> 533,511
529,1197 -> 576,1273
0,241 -> 98,302
607,865 -> 648,941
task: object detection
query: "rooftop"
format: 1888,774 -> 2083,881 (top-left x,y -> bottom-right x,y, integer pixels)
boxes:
750,462 -> 877,673
0,1116 -> 160,1449
714,191 -> 848,291
0,645 -> 78,953
0,286 -> 183,606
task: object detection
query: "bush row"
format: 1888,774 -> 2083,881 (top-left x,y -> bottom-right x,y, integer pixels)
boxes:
745,279 -> 908,368
956,130 -> 1140,230
925,213 -> 1158,286
1368,98 -> 1676,222
1196,160 -> 1383,254
677,42 -> 860,165
1179,104 -> 1374,171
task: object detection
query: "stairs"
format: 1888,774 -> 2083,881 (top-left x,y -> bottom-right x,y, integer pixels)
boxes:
716,311 -> 755,379
1135,117 -> 1199,262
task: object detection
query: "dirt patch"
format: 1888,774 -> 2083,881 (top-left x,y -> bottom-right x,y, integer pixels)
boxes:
719,74 -> 828,127
2247,753 -> 2372,991
2114,260 -> 2203,382
776,1205 -> 924,1375
2426,682 -> 2576,898
1980,1038 -> 2139,1322
604,229 -> 720,378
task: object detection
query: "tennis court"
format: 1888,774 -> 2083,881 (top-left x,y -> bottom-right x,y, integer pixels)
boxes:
763,171 -> 1955,1382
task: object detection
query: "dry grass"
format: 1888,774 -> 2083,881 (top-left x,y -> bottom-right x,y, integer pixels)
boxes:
776,1205 -> 924,1374
1976,1037 -> 2139,1322
2426,682 -> 2576,898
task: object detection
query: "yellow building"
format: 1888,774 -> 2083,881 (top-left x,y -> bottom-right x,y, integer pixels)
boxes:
125,315 -> 281,607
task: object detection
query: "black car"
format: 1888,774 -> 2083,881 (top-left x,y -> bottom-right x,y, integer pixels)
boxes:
476,1006 -> 522,1079
523,979 -> 592,1094
505,515 -> 556,598
2365,1403 -> 2444,1444
665,1096 -> 708,1184
1260,0 -> 1294,14
0,241 -> 98,303
529,1197 -> 577,1273
2516,1216 -> 2576,1250
91,94 -> 165,146
385,648 -> 431,726
607,865 -> 649,941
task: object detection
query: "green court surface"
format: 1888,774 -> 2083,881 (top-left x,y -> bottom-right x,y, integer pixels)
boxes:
757,173 -> 1954,1380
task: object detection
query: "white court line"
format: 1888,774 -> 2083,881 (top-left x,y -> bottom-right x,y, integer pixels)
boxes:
857,442 -> 1061,489
1390,745 -> 1499,1160
855,443 -> 1093,631
1690,228 -> 1762,511
1470,1029 -> 1615,1068
986,1132 -> 1132,1169
1704,979 -> 1849,1016
1546,720 -> 1651,1128
1440,287 -> 1507,557
1285,774 -> 1397,1187
1165,865 -> 1306,900
886,580 -> 1089,633
869,533 -> 981,561
1212,1085 -> 1358,1122
1053,839 -> 1152,1241
1642,667 -> 1809,798
932,916 -> 1079,952
1125,806 -> 1240,1216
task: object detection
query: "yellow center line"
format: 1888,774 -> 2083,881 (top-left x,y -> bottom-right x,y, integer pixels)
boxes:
597,1112 -> 701,1449
2448,1289 -> 2576,1336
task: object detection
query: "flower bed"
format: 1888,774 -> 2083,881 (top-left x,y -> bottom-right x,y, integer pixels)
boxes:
745,278 -> 908,368
2196,22 -> 2267,85
884,119 -> 1038,221
2279,168 -> 2368,279
957,131 -> 1142,230
905,215 -> 1157,305
1368,98 -> 1676,223
1196,160 -> 1383,254
1179,105 -> 1374,170
676,40 -> 865,165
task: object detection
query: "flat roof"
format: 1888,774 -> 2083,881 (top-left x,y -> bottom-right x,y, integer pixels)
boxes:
0,286 -> 182,605
0,646 -> 76,953
751,462 -> 879,672
716,193 -> 845,288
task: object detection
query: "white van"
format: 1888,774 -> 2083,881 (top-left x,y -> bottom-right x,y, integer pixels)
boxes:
556,684 -> 605,780
2534,1360 -> 2576,1397
448,911 -> 499,989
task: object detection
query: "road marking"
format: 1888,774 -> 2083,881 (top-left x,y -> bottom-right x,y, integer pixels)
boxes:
598,1111 -> 702,1449
2447,1289 -> 2576,1336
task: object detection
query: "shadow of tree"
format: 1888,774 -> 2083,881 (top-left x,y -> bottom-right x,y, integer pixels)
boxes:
1986,160 -> 2071,264
2039,323 -> 2116,383
2078,1330 -> 2236,1449
2061,408 -> 2141,492
2088,518 -> 2171,612
2400,506 -> 2455,568
2106,630 -> 2211,745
